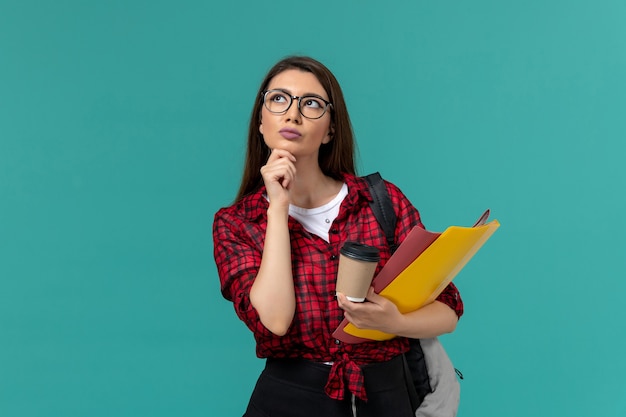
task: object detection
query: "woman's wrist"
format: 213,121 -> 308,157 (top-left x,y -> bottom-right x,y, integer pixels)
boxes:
267,202 -> 289,221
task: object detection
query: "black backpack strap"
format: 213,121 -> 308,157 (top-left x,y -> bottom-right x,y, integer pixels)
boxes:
363,172 -> 432,409
364,172 -> 398,253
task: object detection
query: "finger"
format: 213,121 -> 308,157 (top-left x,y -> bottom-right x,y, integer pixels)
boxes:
268,148 -> 296,163
337,292 -> 359,312
263,154 -> 296,177
261,158 -> 297,187
364,287 -> 384,304
336,292 -> 348,309
343,311 -> 356,325
281,165 -> 296,189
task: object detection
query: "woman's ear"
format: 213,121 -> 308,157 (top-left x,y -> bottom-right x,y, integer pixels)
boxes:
259,121 -> 264,135
323,127 -> 334,144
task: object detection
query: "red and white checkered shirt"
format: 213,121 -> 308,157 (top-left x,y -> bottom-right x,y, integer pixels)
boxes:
213,173 -> 463,401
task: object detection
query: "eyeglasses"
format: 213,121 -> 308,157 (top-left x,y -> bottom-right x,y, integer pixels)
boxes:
262,89 -> 333,120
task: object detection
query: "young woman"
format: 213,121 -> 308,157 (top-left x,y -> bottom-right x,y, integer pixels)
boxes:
213,56 -> 463,417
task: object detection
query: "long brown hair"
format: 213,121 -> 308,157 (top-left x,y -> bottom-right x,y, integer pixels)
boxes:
235,56 -> 356,202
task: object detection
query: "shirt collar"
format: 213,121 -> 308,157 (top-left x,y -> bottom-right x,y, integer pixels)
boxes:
341,173 -> 373,212
237,173 -> 372,222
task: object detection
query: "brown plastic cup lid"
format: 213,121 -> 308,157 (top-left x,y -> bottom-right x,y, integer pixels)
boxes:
340,242 -> 380,262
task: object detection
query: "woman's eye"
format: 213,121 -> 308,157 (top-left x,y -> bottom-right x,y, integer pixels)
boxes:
303,98 -> 322,108
271,94 -> 288,103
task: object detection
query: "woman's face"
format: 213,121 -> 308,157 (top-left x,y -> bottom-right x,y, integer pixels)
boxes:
259,69 -> 333,160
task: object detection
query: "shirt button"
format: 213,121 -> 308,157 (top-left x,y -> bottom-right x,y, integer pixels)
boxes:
335,339 -> 341,345
330,255 -> 337,260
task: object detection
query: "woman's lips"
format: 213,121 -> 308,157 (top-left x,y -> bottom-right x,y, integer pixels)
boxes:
279,128 -> 301,139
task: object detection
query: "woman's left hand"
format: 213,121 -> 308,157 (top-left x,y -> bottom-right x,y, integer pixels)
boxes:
337,287 -> 405,334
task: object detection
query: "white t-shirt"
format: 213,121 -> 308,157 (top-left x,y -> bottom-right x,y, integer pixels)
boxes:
288,183 -> 348,242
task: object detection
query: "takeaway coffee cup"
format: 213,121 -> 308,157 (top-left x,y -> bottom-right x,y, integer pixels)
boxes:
336,242 -> 380,302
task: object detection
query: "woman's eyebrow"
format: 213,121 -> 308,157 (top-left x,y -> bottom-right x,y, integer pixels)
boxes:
270,87 -> 327,99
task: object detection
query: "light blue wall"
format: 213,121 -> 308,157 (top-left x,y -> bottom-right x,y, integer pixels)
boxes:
1,1 -> 625,416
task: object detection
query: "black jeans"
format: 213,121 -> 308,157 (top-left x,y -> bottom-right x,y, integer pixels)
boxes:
243,355 -> 416,417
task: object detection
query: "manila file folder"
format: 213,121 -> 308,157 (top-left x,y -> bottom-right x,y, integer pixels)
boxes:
332,210 -> 500,343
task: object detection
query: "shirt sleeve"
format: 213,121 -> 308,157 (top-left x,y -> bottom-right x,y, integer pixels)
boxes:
435,282 -> 464,319
212,208 -> 275,338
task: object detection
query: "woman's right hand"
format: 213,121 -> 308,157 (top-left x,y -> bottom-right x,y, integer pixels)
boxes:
260,149 -> 297,208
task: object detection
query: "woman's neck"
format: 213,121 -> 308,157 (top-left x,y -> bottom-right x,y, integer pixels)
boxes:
288,164 -> 343,209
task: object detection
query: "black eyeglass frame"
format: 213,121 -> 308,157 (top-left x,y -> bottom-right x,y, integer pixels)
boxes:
261,89 -> 333,120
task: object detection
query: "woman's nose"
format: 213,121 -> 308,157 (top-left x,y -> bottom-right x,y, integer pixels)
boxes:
284,100 -> 302,123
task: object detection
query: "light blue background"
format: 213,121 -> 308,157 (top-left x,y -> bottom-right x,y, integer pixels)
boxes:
1,1 -> 625,416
